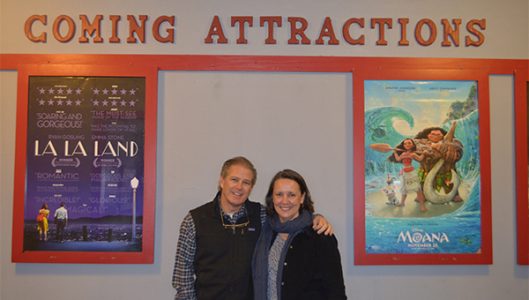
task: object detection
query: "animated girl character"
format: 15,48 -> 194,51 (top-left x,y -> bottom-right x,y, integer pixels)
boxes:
388,138 -> 427,212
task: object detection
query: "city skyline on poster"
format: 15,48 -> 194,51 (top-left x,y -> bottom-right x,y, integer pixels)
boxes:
363,80 -> 482,254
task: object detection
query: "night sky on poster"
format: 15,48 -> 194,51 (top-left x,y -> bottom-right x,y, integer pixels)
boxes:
25,76 -> 145,222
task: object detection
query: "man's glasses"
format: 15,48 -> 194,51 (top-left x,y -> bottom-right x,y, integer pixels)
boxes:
220,211 -> 249,235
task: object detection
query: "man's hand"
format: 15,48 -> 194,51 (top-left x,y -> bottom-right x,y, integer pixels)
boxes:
442,141 -> 462,163
312,214 -> 334,235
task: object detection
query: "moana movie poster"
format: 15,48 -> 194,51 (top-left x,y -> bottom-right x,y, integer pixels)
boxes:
24,76 -> 145,252
363,80 -> 482,254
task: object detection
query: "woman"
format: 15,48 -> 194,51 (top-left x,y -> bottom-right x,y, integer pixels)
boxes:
252,169 -> 346,300
36,203 -> 50,241
389,138 -> 427,212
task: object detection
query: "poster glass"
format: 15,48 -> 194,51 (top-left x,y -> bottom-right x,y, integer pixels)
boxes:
515,78 -> 529,265
12,65 -> 157,263
354,71 -> 492,265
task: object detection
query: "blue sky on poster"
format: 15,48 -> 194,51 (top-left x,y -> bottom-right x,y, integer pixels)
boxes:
365,80 -> 475,136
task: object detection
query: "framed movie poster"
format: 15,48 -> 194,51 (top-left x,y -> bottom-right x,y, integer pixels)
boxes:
353,69 -> 492,265
11,64 -> 157,263
515,72 -> 529,265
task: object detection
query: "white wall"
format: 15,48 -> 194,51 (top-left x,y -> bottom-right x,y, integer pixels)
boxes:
1,1 -> 528,300
1,0 -> 528,58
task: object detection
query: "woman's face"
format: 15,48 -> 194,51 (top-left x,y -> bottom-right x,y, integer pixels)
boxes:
403,139 -> 414,150
272,178 -> 305,223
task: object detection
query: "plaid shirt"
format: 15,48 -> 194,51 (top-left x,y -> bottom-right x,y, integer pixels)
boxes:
172,203 -> 267,300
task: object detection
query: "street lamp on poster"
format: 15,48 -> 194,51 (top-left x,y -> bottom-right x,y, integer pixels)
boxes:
130,177 -> 139,241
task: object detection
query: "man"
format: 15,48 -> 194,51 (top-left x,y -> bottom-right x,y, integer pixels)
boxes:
172,156 -> 332,300
413,121 -> 463,203
54,202 -> 68,242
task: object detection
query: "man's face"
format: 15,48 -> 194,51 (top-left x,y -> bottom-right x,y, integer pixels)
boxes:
218,164 -> 255,213
427,129 -> 444,143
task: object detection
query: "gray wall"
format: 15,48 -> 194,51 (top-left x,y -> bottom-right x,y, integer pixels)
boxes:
1,0 -> 528,299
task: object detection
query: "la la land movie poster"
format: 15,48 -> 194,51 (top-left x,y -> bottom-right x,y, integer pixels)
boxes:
364,80 -> 482,254
24,76 -> 145,252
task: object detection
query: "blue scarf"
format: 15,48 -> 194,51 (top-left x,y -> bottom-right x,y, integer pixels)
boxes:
252,210 -> 312,300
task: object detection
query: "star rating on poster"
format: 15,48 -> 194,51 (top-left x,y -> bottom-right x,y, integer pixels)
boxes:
92,86 -> 137,96
39,98 -> 84,107
91,98 -> 137,108
36,86 -> 83,95
89,84 -> 140,110
35,86 -> 85,108
34,84 -> 140,110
